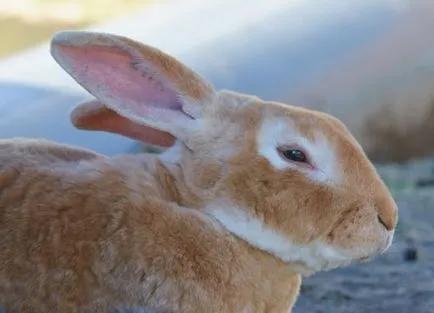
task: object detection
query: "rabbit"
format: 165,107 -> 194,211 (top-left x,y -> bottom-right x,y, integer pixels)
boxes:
0,30 -> 398,313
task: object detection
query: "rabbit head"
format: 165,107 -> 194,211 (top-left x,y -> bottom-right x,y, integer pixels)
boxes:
51,31 -> 398,275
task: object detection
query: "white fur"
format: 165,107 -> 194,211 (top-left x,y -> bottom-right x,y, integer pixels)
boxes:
206,204 -> 352,273
159,140 -> 183,164
383,230 -> 394,252
257,118 -> 341,185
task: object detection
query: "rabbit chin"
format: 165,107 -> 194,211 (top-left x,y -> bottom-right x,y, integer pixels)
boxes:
206,205 -> 374,275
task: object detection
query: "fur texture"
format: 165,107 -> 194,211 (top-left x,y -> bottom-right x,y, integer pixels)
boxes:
0,31 -> 398,313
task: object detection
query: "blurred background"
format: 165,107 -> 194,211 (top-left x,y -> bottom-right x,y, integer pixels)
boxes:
1,1 -> 434,312
1,0 -> 434,164
0,0 -> 151,58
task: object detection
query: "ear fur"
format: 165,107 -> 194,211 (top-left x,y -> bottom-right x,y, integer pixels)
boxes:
50,31 -> 214,142
71,99 -> 176,147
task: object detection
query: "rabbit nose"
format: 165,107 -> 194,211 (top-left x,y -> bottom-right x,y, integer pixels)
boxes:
376,198 -> 398,231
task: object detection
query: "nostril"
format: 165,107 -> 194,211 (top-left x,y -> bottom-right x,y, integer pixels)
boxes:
378,214 -> 391,231
375,196 -> 398,231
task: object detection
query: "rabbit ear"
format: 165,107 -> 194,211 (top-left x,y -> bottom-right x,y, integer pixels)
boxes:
50,31 -> 214,142
71,99 -> 176,147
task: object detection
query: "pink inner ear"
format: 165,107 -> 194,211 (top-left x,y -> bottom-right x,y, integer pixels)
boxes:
60,46 -> 185,118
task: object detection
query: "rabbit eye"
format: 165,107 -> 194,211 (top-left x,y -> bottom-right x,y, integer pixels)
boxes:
280,149 -> 307,163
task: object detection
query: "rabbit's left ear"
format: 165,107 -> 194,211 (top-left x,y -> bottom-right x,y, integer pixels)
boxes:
50,31 -> 214,143
71,99 -> 176,147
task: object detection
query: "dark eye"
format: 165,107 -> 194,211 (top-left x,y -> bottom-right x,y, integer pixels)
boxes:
281,149 -> 307,163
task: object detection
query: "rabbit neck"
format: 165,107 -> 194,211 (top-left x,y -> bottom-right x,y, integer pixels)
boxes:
112,152 -> 302,311
148,142 -> 207,208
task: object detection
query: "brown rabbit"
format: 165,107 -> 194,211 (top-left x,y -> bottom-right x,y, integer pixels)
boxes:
0,31 -> 398,313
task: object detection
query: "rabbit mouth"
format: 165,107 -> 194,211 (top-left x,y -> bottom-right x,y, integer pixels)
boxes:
357,231 -> 394,263
380,231 -> 394,253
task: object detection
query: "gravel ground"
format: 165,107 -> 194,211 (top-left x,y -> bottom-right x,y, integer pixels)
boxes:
294,158 -> 434,313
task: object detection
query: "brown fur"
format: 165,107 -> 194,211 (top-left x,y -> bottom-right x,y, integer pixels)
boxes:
0,31 -> 398,313
71,99 -> 176,147
0,138 -> 300,313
